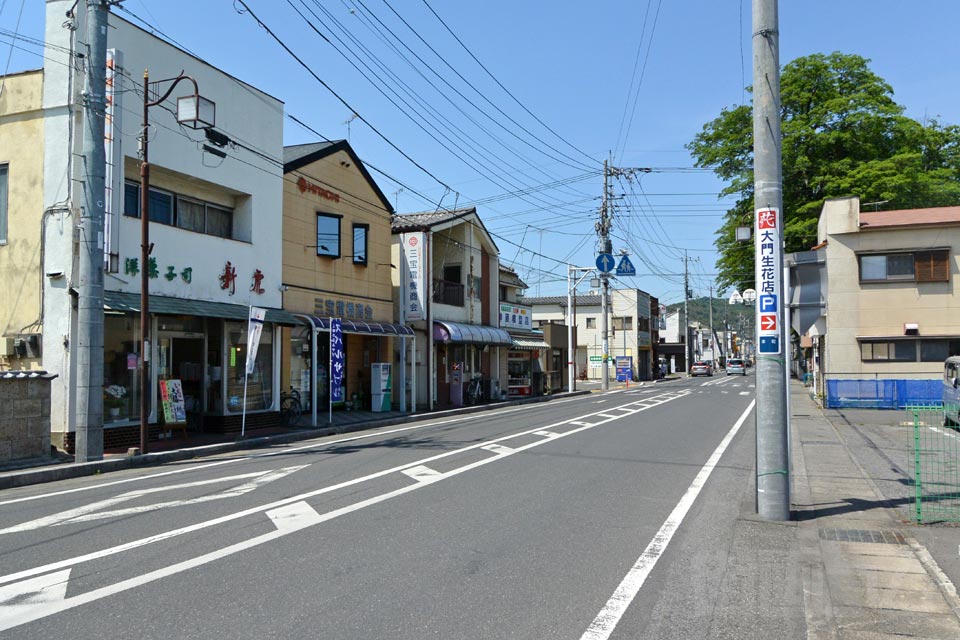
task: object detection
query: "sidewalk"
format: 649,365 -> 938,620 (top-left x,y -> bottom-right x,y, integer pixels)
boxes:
791,380 -> 960,639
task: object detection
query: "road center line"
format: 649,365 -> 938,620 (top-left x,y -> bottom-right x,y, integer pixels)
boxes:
580,399 -> 756,640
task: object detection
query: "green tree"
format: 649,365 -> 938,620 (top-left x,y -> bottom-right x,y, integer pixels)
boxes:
688,52 -> 960,291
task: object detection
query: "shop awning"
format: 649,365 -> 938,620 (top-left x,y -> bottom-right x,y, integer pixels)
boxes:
104,291 -> 301,325
511,336 -> 551,350
433,321 -> 513,346
302,315 -> 414,336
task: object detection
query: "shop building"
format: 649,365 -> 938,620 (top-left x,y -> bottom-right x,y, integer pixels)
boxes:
392,208 -> 510,410
526,287 -> 657,381
498,265 -> 551,397
280,141 -> 414,422
36,3 -> 293,451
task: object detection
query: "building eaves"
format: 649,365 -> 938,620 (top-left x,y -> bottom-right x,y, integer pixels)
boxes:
859,206 -> 960,229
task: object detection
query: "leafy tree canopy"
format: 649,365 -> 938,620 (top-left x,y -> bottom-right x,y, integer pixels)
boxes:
687,52 -> 960,291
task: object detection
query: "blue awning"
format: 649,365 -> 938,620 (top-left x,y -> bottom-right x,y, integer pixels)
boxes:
433,321 -> 513,346
302,315 -> 414,337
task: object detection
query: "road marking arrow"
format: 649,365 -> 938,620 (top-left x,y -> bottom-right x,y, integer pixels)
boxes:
0,569 -> 71,631
401,465 -> 443,483
0,466 -> 307,534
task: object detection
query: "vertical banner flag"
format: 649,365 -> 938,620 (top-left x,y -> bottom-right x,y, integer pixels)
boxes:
401,232 -> 426,322
330,318 -> 344,402
246,307 -> 267,374
755,208 -> 782,355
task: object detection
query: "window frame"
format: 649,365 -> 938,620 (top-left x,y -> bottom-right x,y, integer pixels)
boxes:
316,212 -> 342,258
858,250 -> 950,284
859,339 -> 917,362
585,317 -> 596,329
352,223 -> 369,266
123,180 -> 233,240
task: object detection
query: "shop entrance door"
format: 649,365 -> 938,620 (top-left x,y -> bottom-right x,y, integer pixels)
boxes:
157,334 -> 205,431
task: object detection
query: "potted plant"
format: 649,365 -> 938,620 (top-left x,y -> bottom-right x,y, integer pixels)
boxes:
104,384 -> 127,419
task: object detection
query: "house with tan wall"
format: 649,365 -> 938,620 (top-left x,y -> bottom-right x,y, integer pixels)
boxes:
805,196 -> 960,407
281,141 -> 414,420
0,69 -> 45,371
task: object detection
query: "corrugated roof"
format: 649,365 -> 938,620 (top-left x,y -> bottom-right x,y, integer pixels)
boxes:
860,206 -> 960,229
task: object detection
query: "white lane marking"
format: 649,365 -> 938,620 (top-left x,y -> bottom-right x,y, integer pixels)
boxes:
0,569 -> 71,628
0,466 -> 306,534
0,390 -> 691,590
570,421 -> 593,427
401,465 -> 443,483
929,426 -> 960,440
0,393 -> 598,507
481,444 -> 514,456
0,391 -> 695,631
580,400 -> 756,640
597,413 -> 618,419
534,431 -> 559,438
739,391 -> 750,396
0,502 -> 322,632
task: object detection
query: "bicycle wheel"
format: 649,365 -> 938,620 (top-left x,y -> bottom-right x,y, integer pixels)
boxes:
280,395 -> 300,427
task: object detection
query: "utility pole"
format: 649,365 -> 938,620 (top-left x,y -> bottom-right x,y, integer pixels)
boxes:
598,158 -> 613,391
75,0 -> 111,462
708,284 -> 715,364
753,0 -> 790,521
683,251 -> 691,372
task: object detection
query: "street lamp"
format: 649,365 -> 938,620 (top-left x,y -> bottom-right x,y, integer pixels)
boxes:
138,70 -> 215,454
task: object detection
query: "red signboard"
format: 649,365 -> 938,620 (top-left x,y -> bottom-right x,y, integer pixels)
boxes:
760,314 -> 778,331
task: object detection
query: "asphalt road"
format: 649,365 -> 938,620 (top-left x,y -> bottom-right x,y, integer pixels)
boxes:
0,373 -> 800,639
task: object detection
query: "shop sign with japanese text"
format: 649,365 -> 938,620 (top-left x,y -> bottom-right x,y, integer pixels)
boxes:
314,297 -> 373,321
401,232 -> 426,322
755,207 -> 782,355
499,303 -> 532,330
330,318 -> 344,403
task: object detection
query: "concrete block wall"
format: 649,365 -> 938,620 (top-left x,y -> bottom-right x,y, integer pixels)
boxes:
0,373 -> 55,463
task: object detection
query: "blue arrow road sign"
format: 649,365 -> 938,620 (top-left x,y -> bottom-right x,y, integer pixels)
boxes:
615,255 -> 636,276
596,253 -> 615,273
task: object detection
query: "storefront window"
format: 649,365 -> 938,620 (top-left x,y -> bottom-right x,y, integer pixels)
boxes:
289,325 -> 312,411
225,321 -> 274,412
507,350 -> 532,397
103,313 -> 144,422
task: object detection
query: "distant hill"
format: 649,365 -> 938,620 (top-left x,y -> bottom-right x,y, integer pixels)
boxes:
665,297 -> 754,332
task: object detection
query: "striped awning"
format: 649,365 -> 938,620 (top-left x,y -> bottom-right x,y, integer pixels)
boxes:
433,321 -> 513,346
511,336 -> 550,351
302,315 -> 414,336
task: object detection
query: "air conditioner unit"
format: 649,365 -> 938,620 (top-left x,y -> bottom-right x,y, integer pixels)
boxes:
0,337 -> 15,356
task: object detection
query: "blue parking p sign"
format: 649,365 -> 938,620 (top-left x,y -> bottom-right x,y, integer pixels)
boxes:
759,294 -> 778,313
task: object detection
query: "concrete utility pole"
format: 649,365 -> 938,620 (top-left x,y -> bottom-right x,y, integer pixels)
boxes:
708,284 -> 715,363
683,251 -> 691,371
753,0 -> 790,521
598,159 -> 613,391
75,0 -> 111,462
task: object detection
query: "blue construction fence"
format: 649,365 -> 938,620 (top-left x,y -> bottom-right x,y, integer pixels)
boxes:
825,377 -> 941,409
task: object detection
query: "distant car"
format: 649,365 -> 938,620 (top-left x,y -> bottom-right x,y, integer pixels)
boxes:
690,361 -> 713,377
726,358 -> 747,376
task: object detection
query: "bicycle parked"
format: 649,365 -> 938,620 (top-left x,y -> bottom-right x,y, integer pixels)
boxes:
279,386 -> 302,427
464,375 -> 484,406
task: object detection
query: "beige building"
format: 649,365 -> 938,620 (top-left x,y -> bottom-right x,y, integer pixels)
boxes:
803,196 -> 960,407
0,69 -> 45,371
281,141 -> 413,420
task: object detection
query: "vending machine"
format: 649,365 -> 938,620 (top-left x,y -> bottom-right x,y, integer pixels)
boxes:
371,362 -> 392,412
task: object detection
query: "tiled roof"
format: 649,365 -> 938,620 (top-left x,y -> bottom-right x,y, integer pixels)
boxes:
524,295 -> 602,307
391,208 -> 476,232
860,206 -> 960,229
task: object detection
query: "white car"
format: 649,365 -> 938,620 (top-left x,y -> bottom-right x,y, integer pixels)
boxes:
726,358 -> 747,375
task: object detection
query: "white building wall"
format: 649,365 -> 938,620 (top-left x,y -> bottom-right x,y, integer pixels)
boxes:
41,2 -> 284,434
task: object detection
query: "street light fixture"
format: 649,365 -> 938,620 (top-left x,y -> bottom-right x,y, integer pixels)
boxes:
138,70 -> 215,454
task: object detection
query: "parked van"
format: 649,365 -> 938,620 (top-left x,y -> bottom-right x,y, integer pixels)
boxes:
943,356 -> 960,425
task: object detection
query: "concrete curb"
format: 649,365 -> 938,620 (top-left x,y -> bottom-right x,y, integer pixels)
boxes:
0,390 -> 591,491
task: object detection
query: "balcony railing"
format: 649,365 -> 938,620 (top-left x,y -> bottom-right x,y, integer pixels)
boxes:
433,279 -> 464,307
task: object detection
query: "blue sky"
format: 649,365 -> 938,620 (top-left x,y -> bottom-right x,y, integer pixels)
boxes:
2,1 -> 958,305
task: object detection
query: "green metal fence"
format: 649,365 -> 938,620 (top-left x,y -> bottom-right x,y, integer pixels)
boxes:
909,404 -> 960,523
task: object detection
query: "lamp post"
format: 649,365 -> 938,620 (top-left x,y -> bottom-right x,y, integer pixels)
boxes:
139,71 -> 215,454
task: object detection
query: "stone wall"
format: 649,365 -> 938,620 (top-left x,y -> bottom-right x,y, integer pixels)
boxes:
0,372 -> 55,463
